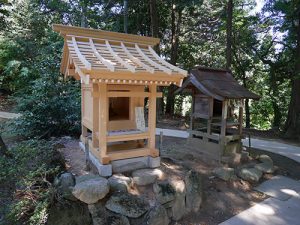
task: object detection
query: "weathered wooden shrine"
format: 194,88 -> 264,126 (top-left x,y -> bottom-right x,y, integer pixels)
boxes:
53,24 -> 187,175
177,67 -> 259,161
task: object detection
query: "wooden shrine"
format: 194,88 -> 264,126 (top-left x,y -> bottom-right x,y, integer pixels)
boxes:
53,24 -> 187,175
176,67 -> 259,162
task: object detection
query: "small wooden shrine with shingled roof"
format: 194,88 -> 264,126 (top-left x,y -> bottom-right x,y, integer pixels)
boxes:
176,67 -> 259,162
53,24 -> 187,176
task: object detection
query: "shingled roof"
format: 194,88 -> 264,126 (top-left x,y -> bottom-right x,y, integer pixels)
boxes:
53,24 -> 187,85
177,67 -> 260,100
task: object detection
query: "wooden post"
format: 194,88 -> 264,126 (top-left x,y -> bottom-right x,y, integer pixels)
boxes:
148,84 -> 159,157
92,83 -> 99,148
81,85 -> 87,138
221,100 -> 228,137
189,92 -> 194,137
207,97 -> 214,135
98,83 -> 109,164
238,99 -> 244,136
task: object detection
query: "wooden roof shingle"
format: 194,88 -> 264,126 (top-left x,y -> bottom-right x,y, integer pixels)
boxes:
177,67 -> 260,100
53,24 -> 187,86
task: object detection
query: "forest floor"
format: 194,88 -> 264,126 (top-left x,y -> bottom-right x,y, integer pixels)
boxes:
156,117 -> 300,146
55,135 -> 300,225
1,95 -> 300,225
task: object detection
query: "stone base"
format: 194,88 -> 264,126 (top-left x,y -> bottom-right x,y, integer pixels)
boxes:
79,142 -> 112,177
79,142 -> 160,176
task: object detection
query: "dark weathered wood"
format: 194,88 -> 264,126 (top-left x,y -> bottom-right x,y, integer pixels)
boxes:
226,0 -> 233,70
0,135 -> 11,158
178,67 -> 260,100
284,9 -> 300,139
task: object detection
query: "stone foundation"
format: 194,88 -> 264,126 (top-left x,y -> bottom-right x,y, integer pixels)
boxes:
79,141 -> 160,176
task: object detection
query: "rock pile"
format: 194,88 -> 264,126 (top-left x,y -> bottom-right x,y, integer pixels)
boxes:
53,168 -> 203,225
213,154 -> 275,183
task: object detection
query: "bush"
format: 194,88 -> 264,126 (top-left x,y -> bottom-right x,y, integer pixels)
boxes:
13,74 -> 81,138
0,140 -> 64,225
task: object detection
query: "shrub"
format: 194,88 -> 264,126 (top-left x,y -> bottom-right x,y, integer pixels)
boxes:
0,140 -> 64,225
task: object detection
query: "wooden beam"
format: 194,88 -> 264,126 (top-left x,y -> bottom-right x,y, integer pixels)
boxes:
135,44 -> 172,75
121,42 -> 154,73
108,148 -> 150,161
89,38 -> 115,72
107,132 -> 149,143
148,84 -> 157,150
98,83 -> 108,160
53,24 -> 160,46
105,40 -> 135,72
148,46 -> 187,76
107,91 -> 162,98
71,36 -> 91,70
74,64 -> 90,84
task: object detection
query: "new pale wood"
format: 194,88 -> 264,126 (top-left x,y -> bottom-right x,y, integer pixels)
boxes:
53,24 -> 187,165
98,83 -> 108,160
148,85 -> 157,151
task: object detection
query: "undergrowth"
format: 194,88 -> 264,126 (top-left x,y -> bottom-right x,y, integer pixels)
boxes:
0,140 -> 64,225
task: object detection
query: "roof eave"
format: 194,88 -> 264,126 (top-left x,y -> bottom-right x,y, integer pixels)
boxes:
53,24 -> 160,46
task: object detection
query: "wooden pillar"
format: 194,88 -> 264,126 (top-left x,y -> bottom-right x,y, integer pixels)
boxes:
92,83 -> 99,148
189,92 -> 195,137
98,83 -> 109,164
207,97 -> 214,135
81,84 -> 87,137
221,100 -> 228,137
238,99 -> 244,136
148,84 -> 159,157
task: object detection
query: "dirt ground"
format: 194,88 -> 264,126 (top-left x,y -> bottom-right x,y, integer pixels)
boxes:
1,96 -> 299,225
56,136 -> 270,225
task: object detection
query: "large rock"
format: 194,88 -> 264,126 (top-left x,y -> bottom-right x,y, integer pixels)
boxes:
106,214 -> 130,225
76,174 -> 100,183
153,180 -> 176,205
47,201 -> 92,225
255,162 -> 274,173
55,172 -> 76,201
169,179 -> 186,221
185,170 -> 202,213
108,174 -> 132,192
213,167 -> 235,181
105,192 -> 150,218
258,155 -> 273,164
241,150 -> 250,163
88,202 -> 130,225
238,168 -> 263,182
132,168 -> 164,186
88,202 -> 107,225
142,204 -> 169,225
72,175 -> 109,204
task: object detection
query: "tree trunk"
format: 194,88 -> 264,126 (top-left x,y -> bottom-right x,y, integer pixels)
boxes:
242,73 -> 250,128
81,1 -> 87,28
245,98 -> 250,128
149,0 -> 164,117
165,4 -> 182,115
226,0 -> 233,70
284,10 -> 300,139
269,70 -> 281,128
0,135 -> 10,158
124,0 -> 128,33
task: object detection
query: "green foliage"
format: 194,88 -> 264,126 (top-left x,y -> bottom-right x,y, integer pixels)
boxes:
0,140 -> 64,225
14,73 -> 81,138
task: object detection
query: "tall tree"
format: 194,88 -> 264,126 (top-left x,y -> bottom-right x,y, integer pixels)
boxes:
226,0 -> 233,70
263,0 -> 300,138
165,0 -> 183,115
